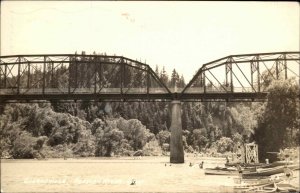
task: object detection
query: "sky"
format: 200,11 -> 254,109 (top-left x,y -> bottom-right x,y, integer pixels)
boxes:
1,1 -> 299,82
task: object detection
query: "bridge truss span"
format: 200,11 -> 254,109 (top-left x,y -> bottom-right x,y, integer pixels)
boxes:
0,54 -> 172,102
180,52 -> 300,101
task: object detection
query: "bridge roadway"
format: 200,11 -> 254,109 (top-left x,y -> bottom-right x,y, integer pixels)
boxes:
0,87 -> 268,102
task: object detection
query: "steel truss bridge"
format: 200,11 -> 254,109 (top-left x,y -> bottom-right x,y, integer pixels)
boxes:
0,52 -> 299,103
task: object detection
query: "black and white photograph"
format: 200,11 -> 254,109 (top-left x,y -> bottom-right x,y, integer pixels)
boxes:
0,1 -> 299,192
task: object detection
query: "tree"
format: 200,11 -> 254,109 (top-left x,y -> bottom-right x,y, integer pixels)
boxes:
127,119 -> 150,151
254,78 -> 299,161
170,69 -> 180,88
178,74 -> 186,88
73,127 -> 95,157
215,137 -> 234,153
156,130 -> 171,146
12,131 -> 36,158
229,104 -> 257,139
160,67 -> 169,86
191,128 -> 208,151
143,140 -> 162,156
94,120 -> 125,157
232,133 -> 243,144
155,65 -> 159,77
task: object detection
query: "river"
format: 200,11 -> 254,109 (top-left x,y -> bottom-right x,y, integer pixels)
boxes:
1,156 -> 236,192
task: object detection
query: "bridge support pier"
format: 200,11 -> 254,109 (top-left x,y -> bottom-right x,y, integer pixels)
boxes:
170,100 -> 184,163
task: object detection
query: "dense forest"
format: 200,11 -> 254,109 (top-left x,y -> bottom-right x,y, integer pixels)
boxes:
1,53 -> 299,161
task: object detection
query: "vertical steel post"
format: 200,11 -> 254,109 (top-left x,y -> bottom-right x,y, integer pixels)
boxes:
51,61 -> 54,87
283,54 -> 287,79
275,59 -> 279,80
257,56 -> 260,92
225,63 -> 229,87
199,73 -> 203,87
27,62 -> 30,88
94,57 -> 97,94
120,59 -> 124,94
203,70 -> 206,93
68,56 -> 71,94
229,58 -> 233,93
4,64 -> 7,88
99,62 -> 103,90
299,58 -> 300,98
250,61 -> 254,92
147,67 -> 150,96
17,57 -> 21,94
43,56 -> 46,94
75,56 -> 78,89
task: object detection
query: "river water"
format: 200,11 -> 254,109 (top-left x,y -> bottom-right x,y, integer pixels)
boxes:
1,156 -> 236,192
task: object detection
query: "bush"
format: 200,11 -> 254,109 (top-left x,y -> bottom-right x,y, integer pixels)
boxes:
162,143 -> 170,152
12,131 -> 36,158
232,133 -> 243,143
156,130 -> 171,146
191,129 -> 209,151
41,144 -> 74,158
143,140 -> 162,156
73,129 -> 95,157
215,137 -> 234,153
186,145 -> 194,153
0,138 -> 12,158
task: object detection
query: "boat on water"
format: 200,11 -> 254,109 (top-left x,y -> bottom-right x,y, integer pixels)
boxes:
242,164 -> 299,178
240,181 -> 300,193
225,160 -> 295,169
206,163 -> 299,177
205,164 -> 264,175
233,177 -> 283,191
275,182 -> 299,192
204,166 -> 239,175
225,162 -> 271,168
271,160 -> 297,167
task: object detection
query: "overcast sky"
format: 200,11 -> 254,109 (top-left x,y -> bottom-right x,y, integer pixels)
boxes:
1,1 -> 299,81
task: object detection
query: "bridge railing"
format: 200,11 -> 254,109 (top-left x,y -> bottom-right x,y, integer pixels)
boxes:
0,87 -> 170,95
182,87 -> 254,93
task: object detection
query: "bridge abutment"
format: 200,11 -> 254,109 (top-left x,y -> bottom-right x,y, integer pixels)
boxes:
170,100 -> 184,163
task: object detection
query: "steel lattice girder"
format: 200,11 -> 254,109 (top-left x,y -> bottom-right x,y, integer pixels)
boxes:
181,52 -> 300,97
0,54 -> 172,102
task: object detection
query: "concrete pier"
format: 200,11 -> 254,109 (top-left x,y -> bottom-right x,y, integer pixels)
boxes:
170,100 -> 184,163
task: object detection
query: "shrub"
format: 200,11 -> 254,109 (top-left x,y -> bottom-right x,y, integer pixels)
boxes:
216,137 -> 234,153
156,130 -> 171,146
143,140 -> 162,156
12,131 -> 36,158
